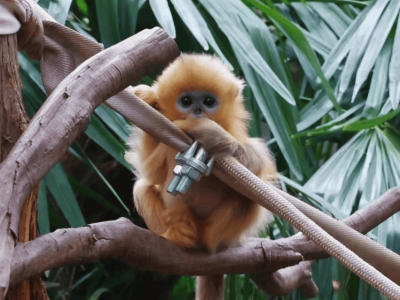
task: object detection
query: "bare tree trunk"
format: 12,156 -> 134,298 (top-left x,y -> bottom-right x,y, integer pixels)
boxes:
0,34 -> 48,300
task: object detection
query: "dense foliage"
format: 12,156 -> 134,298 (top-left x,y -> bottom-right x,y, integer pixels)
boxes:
20,0 -> 400,299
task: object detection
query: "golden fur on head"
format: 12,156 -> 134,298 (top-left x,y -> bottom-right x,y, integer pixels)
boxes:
135,54 -> 248,132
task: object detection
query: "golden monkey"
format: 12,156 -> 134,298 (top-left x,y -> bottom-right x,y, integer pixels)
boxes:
125,54 -> 277,300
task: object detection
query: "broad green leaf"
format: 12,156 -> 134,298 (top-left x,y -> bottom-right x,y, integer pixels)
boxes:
170,0 -> 231,67
381,128 -> 400,184
69,142 -> 130,214
85,114 -> 130,169
329,145 -> 366,212
298,105 -> 398,138
240,61 -> 304,179
297,91 -> 332,131
95,105 -> 130,141
305,131 -> 368,199
76,0 -> 88,15
290,40 -> 318,87
318,102 -> 365,129
44,163 -> 86,228
312,258 -> 334,298
343,106 -> 400,131
321,2 -> 374,80
337,0 -> 389,102
19,67 -> 46,118
310,3 -> 352,37
38,0 -> 50,9
389,15 -> 400,109
232,0 -> 291,88
280,175 -> 345,219
95,0 -> 121,48
363,38 -> 392,117
18,53 -> 45,93
379,98 -> 394,115
294,102 -> 364,138
48,0 -> 73,24
213,1 -> 307,179
352,0 -> 400,102
72,268 -> 99,290
358,133 -> 380,206
292,2 -> 338,49
38,182 -> 50,235
301,29 -> 331,58
118,0 -> 140,40
68,177 -> 127,216
200,0 -> 296,106
171,0 -> 208,49
244,87 -> 262,138
170,276 -> 196,300
233,0 -> 304,129
138,0 -> 146,9
242,275 -> 253,300
245,0 -> 341,112
149,0 -> 176,38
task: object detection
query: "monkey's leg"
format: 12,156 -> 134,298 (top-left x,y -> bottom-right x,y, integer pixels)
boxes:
162,203 -> 198,248
134,180 -> 197,248
196,275 -> 224,300
201,198 -> 261,251
133,179 -> 167,235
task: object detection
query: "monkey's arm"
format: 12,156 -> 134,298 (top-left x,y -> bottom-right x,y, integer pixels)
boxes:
175,119 -> 276,177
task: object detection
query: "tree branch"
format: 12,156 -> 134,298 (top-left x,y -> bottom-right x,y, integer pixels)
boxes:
9,218 -> 304,286
9,185 -> 400,296
0,27 -> 180,298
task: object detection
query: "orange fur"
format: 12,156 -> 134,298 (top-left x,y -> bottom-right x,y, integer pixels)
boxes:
125,54 -> 277,300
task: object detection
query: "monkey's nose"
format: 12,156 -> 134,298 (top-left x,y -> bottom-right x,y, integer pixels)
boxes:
194,107 -> 202,114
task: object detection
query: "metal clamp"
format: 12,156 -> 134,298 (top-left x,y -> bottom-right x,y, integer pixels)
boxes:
167,141 -> 215,196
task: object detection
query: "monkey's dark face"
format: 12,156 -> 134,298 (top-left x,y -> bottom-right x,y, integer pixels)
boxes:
177,91 -> 219,119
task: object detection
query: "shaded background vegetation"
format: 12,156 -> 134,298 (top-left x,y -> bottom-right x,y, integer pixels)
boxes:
20,0 -> 400,299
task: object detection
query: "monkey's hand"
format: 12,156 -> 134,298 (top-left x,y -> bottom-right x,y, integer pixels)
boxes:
175,119 -> 240,156
175,119 -> 275,177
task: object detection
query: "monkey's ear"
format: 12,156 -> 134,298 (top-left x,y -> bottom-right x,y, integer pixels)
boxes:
131,84 -> 161,110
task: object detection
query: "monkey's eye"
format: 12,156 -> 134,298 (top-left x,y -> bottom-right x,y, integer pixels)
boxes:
180,96 -> 193,107
203,97 -> 217,107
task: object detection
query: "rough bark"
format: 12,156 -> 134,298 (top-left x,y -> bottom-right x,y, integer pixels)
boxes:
8,185 -> 400,296
0,34 -> 48,300
0,27 -> 180,300
0,34 -> 28,158
9,218 -> 303,284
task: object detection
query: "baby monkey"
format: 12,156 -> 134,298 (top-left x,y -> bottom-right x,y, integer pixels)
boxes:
125,54 -> 277,300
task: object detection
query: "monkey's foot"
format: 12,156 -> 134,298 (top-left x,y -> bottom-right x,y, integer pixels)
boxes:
162,222 -> 198,248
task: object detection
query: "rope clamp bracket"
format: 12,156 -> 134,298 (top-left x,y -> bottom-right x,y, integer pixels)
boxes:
167,141 -> 215,196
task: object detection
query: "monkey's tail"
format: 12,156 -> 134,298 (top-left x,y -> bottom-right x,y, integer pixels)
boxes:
195,275 -> 224,300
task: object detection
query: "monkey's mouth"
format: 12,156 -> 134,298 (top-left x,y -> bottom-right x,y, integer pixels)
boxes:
188,112 -> 205,119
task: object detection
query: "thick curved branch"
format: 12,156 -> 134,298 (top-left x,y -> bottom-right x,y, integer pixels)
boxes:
0,27 -> 179,298
9,218 -> 304,286
9,186 -> 400,295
